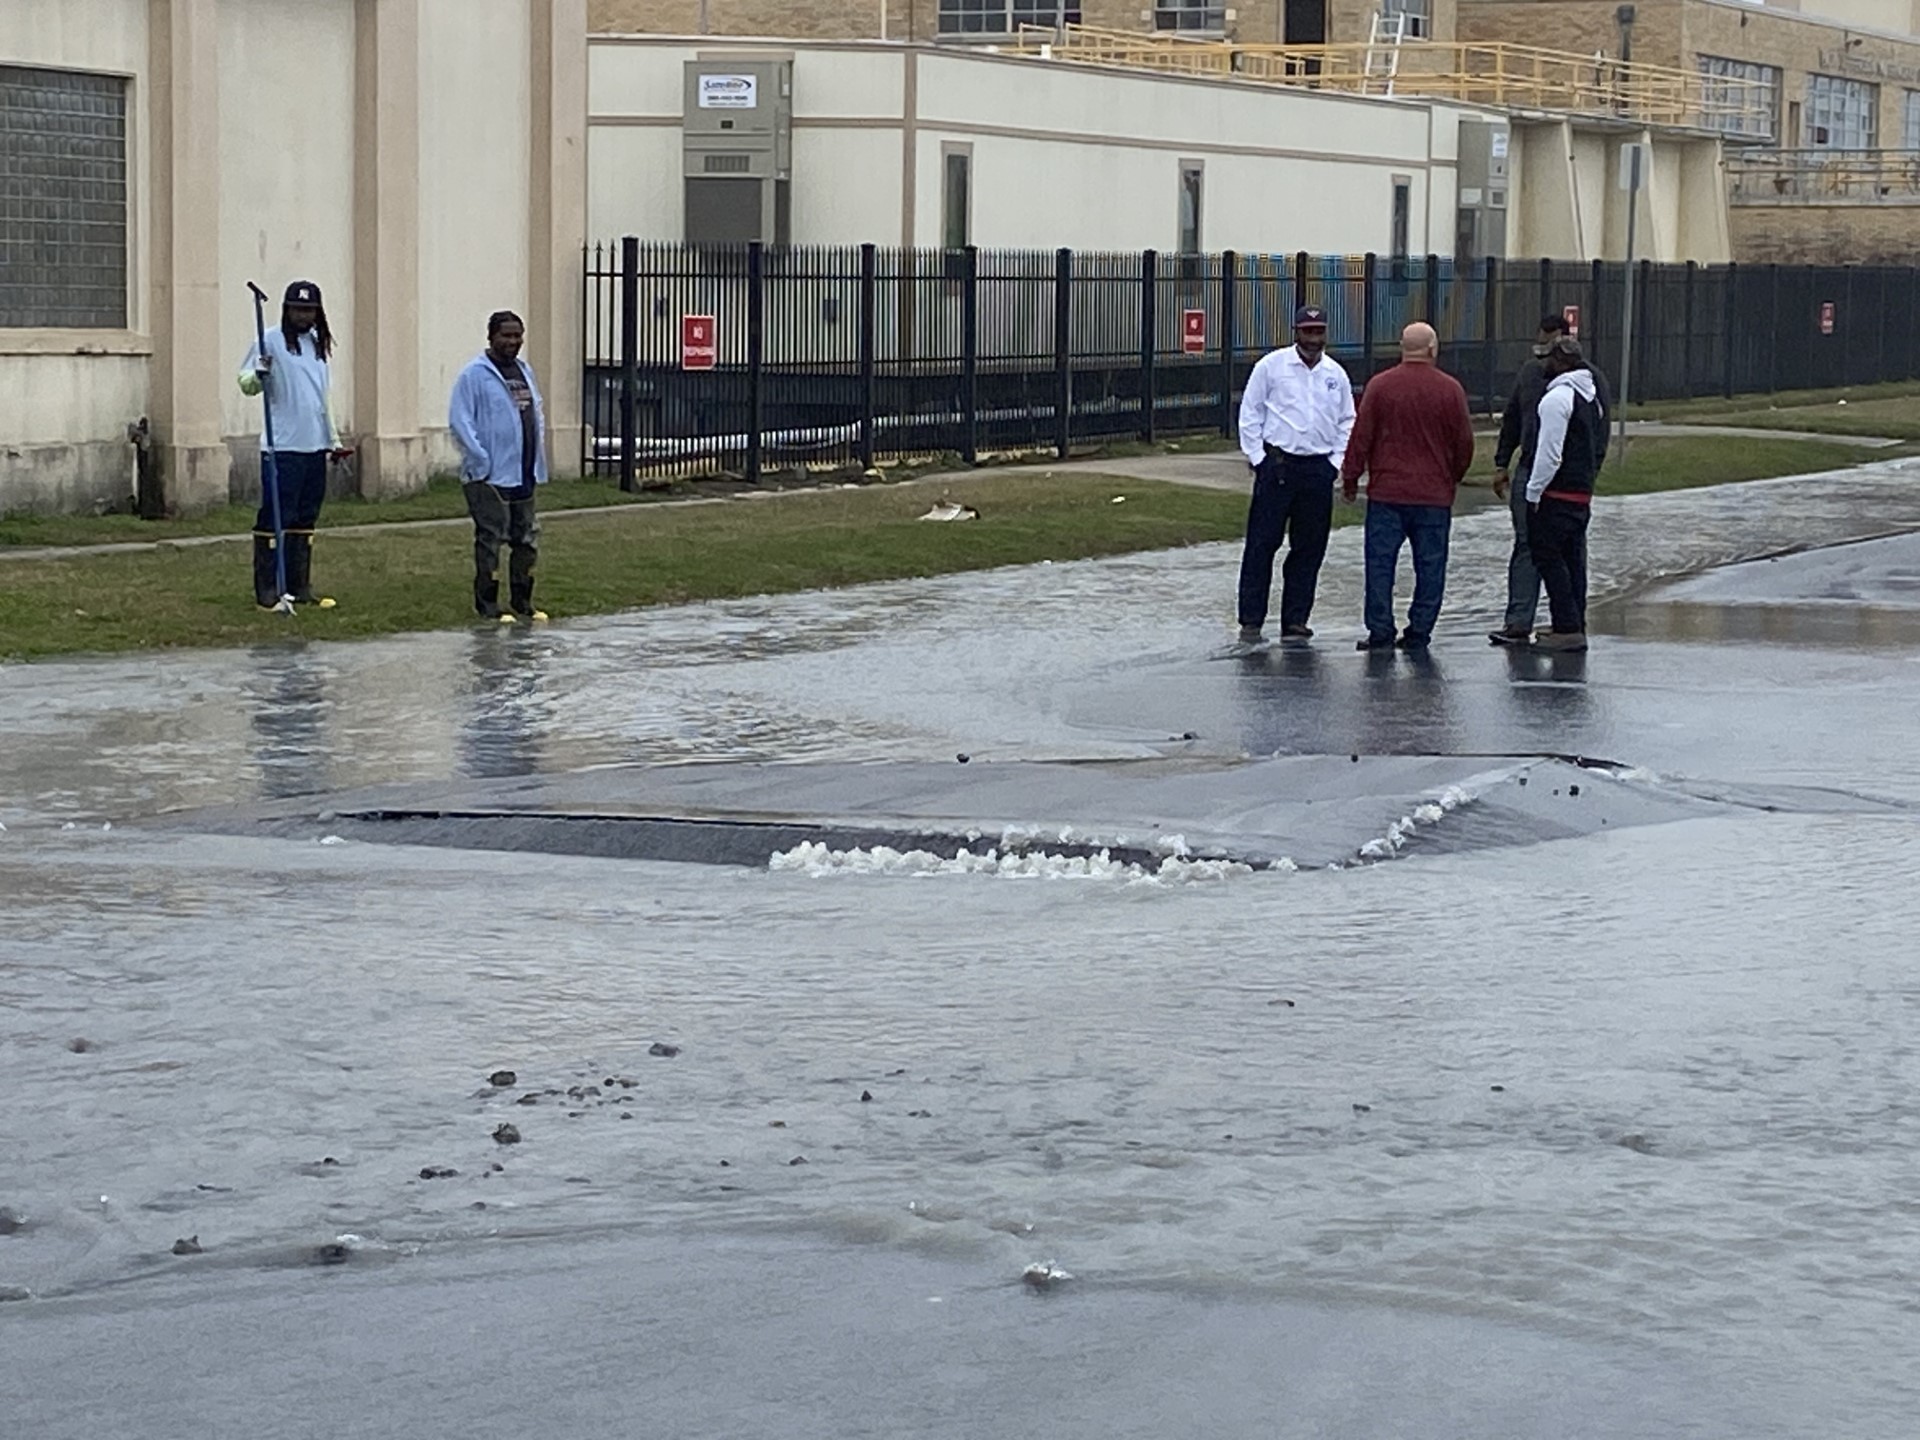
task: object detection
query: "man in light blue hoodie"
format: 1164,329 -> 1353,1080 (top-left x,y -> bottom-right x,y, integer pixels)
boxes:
450,311 -> 549,623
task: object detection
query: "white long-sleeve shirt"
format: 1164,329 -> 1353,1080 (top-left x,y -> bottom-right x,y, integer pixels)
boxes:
237,326 -> 339,454
1237,346 -> 1356,472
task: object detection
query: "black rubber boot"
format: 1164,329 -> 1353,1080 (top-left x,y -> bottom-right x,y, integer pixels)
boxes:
508,556 -> 536,620
474,568 -> 501,619
285,532 -> 318,604
252,533 -> 281,608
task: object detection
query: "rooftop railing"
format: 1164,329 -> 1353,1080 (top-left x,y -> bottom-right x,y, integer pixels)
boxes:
1727,148 -> 1920,203
1005,25 -> 1774,133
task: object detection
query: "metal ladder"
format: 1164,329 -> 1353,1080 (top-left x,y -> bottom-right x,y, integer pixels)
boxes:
1364,9 -> 1408,96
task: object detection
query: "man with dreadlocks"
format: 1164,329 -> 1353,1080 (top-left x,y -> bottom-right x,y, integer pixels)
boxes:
449,310 -> 549,623
238,280 -> 349,608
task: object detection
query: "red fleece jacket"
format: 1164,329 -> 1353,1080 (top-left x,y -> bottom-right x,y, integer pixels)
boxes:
1338,361 -> 1476,507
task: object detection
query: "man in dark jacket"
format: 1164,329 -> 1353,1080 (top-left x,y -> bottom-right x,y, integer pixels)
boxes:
1522,337 -> 1607,652
1340,322 -> 1476,651
1489,314 -> 1613,644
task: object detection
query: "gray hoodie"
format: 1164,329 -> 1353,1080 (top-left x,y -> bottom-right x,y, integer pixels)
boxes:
1524,369 -> 1603,503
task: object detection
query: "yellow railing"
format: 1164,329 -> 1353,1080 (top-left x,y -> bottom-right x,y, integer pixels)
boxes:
1007,25 -> 1772,133
1728,149 -> 1920,203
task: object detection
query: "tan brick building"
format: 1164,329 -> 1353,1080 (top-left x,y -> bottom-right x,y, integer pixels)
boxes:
590,0 -> 1456,47
1459,0 -> 1920,260
1461,0 -> 1920,151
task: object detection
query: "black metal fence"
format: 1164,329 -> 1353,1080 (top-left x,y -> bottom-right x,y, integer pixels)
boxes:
582,239 -> 1920,486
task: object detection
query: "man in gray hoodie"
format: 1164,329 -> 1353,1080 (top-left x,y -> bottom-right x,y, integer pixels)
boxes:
1490,315 -> 1612,644
1522,337 -> 1606,652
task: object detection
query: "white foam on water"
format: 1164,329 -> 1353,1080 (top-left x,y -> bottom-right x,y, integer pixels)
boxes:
1357,775 -> 1498,861
767,840 -> 1260,884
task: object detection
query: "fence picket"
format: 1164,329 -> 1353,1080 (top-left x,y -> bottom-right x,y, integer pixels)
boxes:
578,239 -> 1908,482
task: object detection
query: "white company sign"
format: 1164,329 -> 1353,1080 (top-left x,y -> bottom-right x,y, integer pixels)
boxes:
698,74 -> 757,109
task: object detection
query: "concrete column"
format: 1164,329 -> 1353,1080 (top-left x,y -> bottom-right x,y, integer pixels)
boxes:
147,0 -> 227,513
527,0 -> 588,476
353,0 -> 426,498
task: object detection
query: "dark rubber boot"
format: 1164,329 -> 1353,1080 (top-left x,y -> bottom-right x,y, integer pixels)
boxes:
252,533 -> 281,608
474,568 -> 501,619
285,532 -> 317,604
508,561 -> 535,620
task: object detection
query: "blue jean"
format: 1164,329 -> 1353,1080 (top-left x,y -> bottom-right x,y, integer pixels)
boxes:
1363,500 -> 1452,641
252,450 -> 329,534
1503,479 -> 1543,631
1237,451 -> 1336,630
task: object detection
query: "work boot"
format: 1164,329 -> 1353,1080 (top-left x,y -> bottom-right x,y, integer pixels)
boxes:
285,532 -> 318,605
252,533 -> 282,608
1532,630 -> 1588,652
1488,625 -> 1532,645
474,569 -> 502,619
508,570 -> 547,624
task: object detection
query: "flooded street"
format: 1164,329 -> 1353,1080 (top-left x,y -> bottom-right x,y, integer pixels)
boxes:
5,462 -> 1920,1437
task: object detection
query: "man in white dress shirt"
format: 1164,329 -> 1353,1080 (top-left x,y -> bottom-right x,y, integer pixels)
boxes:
1235,304 -> 1357,645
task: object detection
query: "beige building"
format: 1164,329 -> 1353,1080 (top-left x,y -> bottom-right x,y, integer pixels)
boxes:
593,35 -> 1729,262
0,0 -> 588,518
592,37 -> 1494,255
1460,0 -> 1920,260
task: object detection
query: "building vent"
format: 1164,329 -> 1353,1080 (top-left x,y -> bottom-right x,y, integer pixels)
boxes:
683,57 -> 793,245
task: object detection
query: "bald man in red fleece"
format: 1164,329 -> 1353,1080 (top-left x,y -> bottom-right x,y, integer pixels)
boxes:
1340,322 -> 1476,651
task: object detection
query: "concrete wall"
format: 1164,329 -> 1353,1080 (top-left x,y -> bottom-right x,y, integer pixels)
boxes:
589,39 -> 1472,255
418,0 -> 534,468
0,0 -> 587,517
216,0 -> 358,482
1503,117 -> 1728,261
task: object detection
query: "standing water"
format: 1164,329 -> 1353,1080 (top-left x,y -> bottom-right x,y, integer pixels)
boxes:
4,464 -> 1920,1438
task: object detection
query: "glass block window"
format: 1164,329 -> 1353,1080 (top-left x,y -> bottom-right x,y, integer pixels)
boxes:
1806,73 -> 1878,149
1153,1 -> 1227,33
1697,55 -> 1779,141
0,64 -> 129,328
938,0 -> 1081,33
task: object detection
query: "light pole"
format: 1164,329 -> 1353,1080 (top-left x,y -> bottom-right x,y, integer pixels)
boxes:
1616,140 -> 1644,465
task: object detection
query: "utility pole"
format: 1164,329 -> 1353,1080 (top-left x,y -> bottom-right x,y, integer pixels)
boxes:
1616,140 -> 1644,465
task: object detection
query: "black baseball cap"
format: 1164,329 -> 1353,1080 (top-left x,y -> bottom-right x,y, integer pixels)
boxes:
284,280 -> 323,307
1294,305 -> 1328,328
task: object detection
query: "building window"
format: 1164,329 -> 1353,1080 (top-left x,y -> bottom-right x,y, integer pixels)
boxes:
0,64 -> 128,329
1905,90 -> 1920,150
1153,1 -> 1226,33
1177,161 -> 1203,254
1390,177 -> 1411,259
942,146 -> 971,251
937,0 -> 1081,33
1697,55 -> 1779,141
1805,73 -> 1877,149
1381,0 -> 1431,39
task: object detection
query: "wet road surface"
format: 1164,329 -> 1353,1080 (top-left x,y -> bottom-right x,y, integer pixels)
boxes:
5,458 -> 1920,1438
